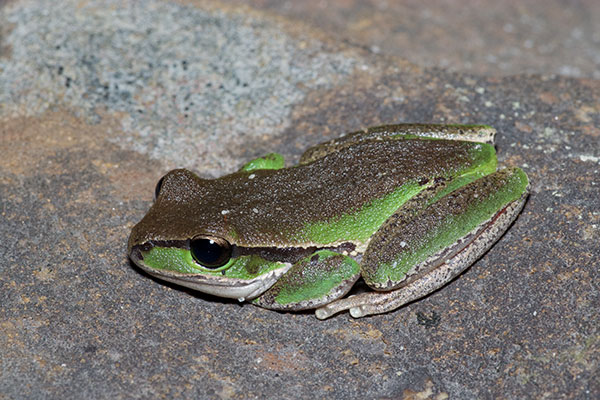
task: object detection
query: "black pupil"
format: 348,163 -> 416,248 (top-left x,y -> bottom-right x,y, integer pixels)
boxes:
190,237 -> 231,268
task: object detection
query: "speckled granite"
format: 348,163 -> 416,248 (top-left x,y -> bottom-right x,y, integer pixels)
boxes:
0,1 -> 598,399
225,0 -> 600,79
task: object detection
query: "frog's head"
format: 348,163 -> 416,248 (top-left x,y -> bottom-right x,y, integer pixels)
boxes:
127,169 -> 292,301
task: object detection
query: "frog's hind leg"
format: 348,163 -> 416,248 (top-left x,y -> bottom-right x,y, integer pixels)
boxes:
315,167 -> 529,320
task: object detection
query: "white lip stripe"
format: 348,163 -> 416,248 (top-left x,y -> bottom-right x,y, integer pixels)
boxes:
133,255 -> 292,301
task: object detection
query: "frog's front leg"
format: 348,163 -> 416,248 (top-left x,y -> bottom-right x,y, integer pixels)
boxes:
253,250 -> 360,311
315,167 -> 529,320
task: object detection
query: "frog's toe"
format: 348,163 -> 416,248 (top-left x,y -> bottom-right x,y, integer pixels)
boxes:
349,306 -> 368,319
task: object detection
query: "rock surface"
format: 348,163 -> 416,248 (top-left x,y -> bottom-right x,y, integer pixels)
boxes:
1,1 -> 598,398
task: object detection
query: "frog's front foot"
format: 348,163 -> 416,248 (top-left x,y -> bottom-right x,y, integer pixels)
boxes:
315,292 -> 400,320
315,294 -> 374,320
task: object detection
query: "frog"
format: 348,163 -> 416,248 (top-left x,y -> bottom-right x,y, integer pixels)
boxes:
128,124 -> 529,319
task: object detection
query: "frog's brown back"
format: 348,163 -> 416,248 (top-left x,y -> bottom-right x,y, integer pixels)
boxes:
132,138 -> 489,248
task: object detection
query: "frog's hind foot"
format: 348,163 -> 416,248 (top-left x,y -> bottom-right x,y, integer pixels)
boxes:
315,258 -> 465,319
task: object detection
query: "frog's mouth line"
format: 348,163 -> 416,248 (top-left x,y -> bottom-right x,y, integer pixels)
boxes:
129,247 -> 292,301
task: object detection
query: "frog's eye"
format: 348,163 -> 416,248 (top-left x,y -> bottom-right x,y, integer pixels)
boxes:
154,176 -> 165,200
190,236 -> 232,268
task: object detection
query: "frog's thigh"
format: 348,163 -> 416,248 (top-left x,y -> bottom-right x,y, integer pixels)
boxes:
315,167 -> 529,319
252,250 -> 360,311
